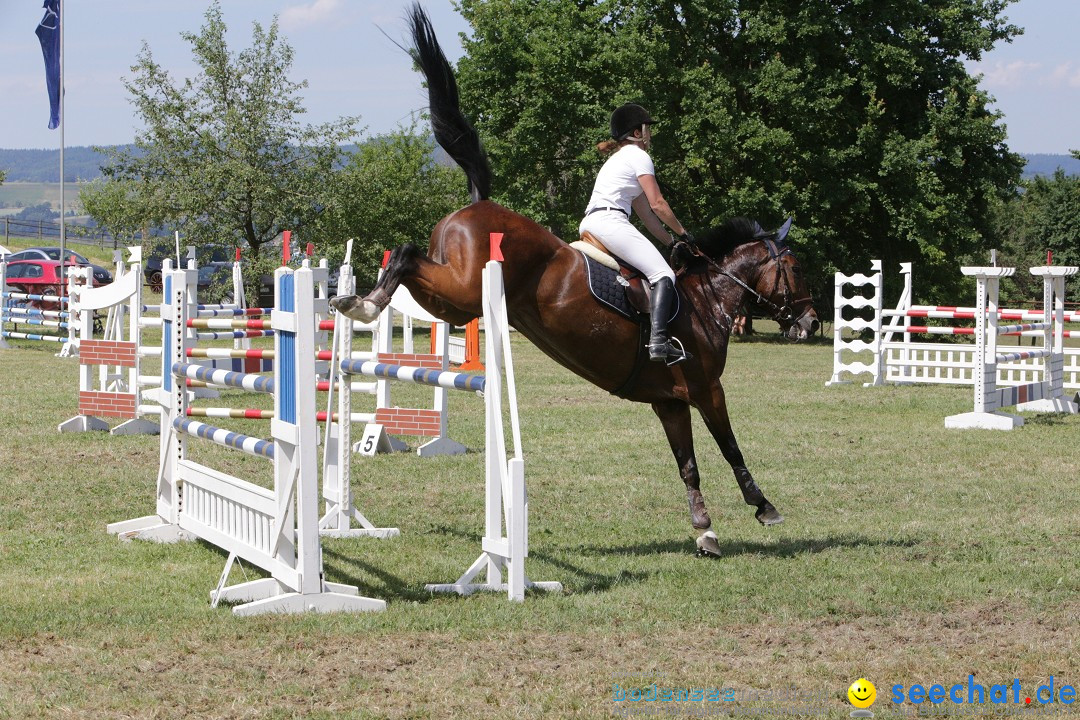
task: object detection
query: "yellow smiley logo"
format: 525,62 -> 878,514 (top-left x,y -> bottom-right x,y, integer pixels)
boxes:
848,678 -> 876,709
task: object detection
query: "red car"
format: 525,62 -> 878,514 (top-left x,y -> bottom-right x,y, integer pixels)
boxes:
2,259 -> 68,309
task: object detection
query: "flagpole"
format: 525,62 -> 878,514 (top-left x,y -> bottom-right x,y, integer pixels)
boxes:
59,0 -> 66,293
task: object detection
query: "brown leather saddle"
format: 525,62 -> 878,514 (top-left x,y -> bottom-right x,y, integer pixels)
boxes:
572,231 -> 678,322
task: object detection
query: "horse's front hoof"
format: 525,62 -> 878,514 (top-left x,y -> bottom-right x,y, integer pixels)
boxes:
695,530 -> 723,558
755,503 -> 784,526
330,295 -> 381,323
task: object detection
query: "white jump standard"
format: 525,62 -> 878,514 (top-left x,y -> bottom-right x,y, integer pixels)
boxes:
427,242 -> 561,601
333,234 -> 562,602
944,265 -> 1079,430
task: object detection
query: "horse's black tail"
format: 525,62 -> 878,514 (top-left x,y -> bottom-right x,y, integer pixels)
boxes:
408,3 -> 491,203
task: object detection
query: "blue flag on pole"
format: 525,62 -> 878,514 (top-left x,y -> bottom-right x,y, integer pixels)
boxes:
36,0 -> 61,130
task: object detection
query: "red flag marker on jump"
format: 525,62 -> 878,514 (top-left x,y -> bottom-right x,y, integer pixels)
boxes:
489,232 -> 504,262
282,230 -> 292,266
382,250 -> 392,269
306,242 -> 314,257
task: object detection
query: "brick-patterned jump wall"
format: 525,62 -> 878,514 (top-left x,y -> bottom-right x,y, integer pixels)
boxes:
78,391 -> 137,419
376,408 -> 442,437
80,340 -> 137,368
376,352 -> 442,369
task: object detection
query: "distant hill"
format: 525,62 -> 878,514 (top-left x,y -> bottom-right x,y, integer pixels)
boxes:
1020,153 -> 1080,179
1,145 -> 1075,183
0,146 -> 135,182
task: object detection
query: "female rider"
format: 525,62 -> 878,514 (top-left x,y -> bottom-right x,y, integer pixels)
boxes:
578,103 -> 694,364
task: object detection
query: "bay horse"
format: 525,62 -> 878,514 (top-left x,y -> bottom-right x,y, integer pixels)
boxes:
331,5 -> 820,555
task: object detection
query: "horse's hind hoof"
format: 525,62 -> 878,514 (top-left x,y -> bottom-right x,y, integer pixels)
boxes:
755,504 -> 784,526
330,295 -> 381,323
695,530 -> 723,558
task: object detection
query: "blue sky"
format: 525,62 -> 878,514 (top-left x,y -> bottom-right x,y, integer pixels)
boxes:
0,0 -> 1077,154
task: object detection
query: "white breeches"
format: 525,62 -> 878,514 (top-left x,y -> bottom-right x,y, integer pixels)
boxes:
578,210 -> 675,284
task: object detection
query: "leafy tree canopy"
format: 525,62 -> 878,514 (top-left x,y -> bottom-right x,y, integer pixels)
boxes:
996,163 -> 1080,303
312,122 -> 469,289
455,0 -> 1025,301
88,1 -> 360,260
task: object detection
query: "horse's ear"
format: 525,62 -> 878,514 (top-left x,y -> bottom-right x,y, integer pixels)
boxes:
776,217 -> 793,243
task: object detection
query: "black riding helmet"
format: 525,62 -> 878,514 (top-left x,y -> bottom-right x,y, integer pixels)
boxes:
610,103 -> 655,141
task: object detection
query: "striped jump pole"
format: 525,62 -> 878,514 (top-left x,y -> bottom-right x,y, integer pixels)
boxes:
185,407 -> 374,423
187,318 -> 272,330
338,359 -> 486,393
172,417 -> 275,458
897,306 -> 1080,323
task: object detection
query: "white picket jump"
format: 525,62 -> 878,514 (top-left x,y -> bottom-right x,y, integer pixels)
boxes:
827,261 -> 1080,391
107,261 -> 385,616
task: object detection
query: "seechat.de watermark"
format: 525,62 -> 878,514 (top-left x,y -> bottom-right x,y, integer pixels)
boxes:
846,676 -> 1079,718
889,676 -> 1077,710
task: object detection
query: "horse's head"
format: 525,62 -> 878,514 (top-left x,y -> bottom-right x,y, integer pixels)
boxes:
693,217 -> 820,341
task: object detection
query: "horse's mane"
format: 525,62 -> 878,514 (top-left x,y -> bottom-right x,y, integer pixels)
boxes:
694,217 -> 772,260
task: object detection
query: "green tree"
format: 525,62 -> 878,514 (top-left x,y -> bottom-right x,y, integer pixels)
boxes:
88,2 -> 359,269
996,159 -> 1080,303
313,124 -> 469,289
80,178 -> 157,245
455,0 -> 1024,302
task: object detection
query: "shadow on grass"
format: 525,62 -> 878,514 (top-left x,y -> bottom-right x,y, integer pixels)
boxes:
313,530 -> 917,602
1023,412 -> 1074,426
571,533 -> 917,561
322,546 -> 435,603
730,331 -> 832,346
426,524 -> 653,595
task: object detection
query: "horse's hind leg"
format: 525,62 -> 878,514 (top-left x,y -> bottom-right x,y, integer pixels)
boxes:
330,244 -> 418,322
651,400 -> 712,532
697,387 -> 784,526
330,243 -> 479,326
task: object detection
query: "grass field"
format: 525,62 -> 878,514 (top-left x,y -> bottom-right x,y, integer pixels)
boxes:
0,324 -> 1078,719
0,182 -> 86,215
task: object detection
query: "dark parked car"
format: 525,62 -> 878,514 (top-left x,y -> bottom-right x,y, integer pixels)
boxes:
142,245 -> 336,302
4,246 -> 113,286
144,245 -> 230,292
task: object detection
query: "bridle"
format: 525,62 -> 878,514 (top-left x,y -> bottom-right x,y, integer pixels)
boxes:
716,237 -> 814,327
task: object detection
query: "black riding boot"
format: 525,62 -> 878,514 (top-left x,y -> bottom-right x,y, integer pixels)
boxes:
647,277 -> 691,364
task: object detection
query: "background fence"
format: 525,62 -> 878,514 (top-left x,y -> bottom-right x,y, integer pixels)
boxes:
1,217 -> 153,252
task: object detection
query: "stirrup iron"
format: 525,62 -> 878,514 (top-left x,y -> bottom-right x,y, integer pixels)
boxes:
648,336 -> 691,366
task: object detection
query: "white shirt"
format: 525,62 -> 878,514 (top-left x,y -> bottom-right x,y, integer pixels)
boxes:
584,144 -> 656,216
